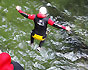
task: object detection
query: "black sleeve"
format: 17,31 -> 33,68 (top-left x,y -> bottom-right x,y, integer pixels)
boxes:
20,13 -> 28,18
11,61 -> 24,70
53,22 -> 66,30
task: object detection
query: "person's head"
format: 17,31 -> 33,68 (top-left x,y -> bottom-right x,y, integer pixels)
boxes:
39,7 -> 47,15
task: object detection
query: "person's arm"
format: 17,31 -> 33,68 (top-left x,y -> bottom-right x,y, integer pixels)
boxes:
11,61 -> 24,70
48,18 -> 71,31
16,6 -> 35,20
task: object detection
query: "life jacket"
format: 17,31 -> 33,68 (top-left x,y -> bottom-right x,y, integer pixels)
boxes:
0,52 -> 14,70
33,13 -> 49,36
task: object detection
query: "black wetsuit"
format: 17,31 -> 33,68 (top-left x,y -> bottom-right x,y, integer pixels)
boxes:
31,15 -> 49,47
11,61 -> 24,70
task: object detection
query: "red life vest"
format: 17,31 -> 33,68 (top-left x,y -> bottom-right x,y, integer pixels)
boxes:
0,52 -> 14,70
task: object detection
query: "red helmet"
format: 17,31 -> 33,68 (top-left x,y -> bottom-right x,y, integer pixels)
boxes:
0,52 -> 14,70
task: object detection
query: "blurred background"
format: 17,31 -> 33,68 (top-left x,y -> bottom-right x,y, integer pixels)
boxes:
0,0 -> 88,70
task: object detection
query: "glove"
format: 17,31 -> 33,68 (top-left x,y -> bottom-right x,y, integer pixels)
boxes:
65,26 -> 71,31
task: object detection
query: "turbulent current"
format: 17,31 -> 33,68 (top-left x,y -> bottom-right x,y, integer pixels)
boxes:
0,0 -> 88,70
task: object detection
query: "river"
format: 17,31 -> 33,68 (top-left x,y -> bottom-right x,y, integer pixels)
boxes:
0,0 -> 88,70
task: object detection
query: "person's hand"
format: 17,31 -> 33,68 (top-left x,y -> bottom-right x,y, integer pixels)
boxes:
16,6 -> 21,11
65,26 -> 71,31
